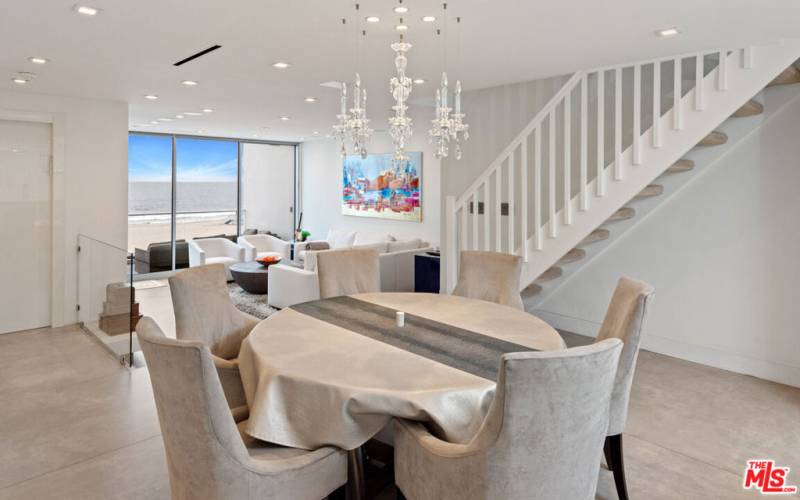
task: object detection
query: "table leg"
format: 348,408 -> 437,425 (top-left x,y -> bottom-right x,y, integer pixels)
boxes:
346,447 -> 367,500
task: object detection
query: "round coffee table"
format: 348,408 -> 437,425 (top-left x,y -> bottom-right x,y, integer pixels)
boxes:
229,261 -> 274,294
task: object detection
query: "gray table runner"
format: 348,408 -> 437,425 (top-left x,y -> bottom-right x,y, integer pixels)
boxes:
291,296 -> 536,380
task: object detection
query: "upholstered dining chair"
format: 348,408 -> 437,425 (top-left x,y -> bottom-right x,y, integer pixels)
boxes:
137,317 -> 348,500
394,339 -> 623,500
316,248 -> 381,299
452,251 -> 524,310
169,263 -> 259,417
594,276 -> 655,500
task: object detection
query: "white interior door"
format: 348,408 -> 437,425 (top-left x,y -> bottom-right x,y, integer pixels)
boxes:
0,120 -> 52,334
240,143 -> 296,239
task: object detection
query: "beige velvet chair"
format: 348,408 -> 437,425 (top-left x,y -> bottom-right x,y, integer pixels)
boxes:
452,251 -> 524,310
137,317 -> 348,500
594,276 -> 655,500
394,339 -> 623,500
169,263 -> 259,415
316,248 -> 381,299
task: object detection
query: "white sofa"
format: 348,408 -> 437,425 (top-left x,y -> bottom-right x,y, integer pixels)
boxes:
188,237 -> 245,280
238,234 -> 291,262
268,236 -> 434,309
293,229 -> 359,263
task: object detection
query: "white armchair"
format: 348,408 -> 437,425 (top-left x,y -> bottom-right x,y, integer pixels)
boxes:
238,234 -> 291,262
267,264 -> 320,309
187,238 -> 245,280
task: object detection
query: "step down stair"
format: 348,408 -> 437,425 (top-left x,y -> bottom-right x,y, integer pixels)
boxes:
607,207 -> 636,222
534,266 -> 562,285
665,159 -> 695,174
697,131 -> 728,147
556,248 -> 587,266
635,185 -> 664,199
768,65 -> 800,87
579,228 -> 610,247
521,283 -> 542,298
732,99 -> 764,118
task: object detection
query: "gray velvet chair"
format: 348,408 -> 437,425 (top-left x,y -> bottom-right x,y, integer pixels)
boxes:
316,248 -> 381,299
594,276 -> 655,500
394,339 -> 623,500
136,317 -> 348,500
452,251 -> 524,310
168,263 -> 259,416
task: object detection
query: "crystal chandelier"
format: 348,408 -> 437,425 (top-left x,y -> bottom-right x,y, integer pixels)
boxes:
429,72 -> 468,159
388,41 -> 414,164
333,73 -> 372,158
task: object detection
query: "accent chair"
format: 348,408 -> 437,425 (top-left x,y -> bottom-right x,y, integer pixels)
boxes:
136,317 -> 348,500
394,339 -> 623,500
594,276 -> 655,500
452,250 -> 524,310
238,233 -> 291,262
168,263 -> 259,418
316,248 -> 381,299
187,237 -> 245,280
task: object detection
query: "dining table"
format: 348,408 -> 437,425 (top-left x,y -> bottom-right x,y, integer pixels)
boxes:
237,292 -> 565,498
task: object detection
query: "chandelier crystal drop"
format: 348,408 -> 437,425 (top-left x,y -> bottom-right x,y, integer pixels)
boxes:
429,72 -> 469,159
388,41 -> 414,164
333,73 -> 373,158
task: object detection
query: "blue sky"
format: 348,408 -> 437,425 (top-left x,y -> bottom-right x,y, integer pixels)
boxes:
128,134 -> 237,182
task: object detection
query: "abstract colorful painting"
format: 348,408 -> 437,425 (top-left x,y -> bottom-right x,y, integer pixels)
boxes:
342,152 -> 422,222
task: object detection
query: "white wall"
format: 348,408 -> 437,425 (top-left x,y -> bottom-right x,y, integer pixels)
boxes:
0,90 -> 128,328
241,143 -> 296,239
535,91 -> 800,388
299,112 -> 441,245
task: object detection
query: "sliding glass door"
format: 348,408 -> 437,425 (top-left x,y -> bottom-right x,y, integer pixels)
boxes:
128,133 -> 297,275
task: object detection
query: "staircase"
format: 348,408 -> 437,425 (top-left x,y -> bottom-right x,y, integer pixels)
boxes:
443,42 -> 800,302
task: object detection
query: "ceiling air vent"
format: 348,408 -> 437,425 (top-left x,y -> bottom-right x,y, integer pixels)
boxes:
173,45 -> 222,67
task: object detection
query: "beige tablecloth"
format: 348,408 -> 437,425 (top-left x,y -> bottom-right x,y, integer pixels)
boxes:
238,292 -> 565,450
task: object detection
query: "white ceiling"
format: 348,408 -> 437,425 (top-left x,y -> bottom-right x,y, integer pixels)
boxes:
2,0 -> 799,142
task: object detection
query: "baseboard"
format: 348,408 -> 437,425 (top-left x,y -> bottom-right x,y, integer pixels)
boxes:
532,308 -> 800,388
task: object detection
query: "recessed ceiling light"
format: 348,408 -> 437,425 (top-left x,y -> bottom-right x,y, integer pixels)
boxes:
365,16 -> 380,23
11,77 -> 28,85
202,108 -> 213,113
395,24 -> 408,31
175,114 -> 184,119
422,15 -> 436,22
312,131 -> 320,136
280,116 -> 290,121
394,6 -> 409,14
74,5 -> 99,16
272,62 -> 290,69
181,80 -> 198,86
304,97 -> 317,103
184,111 -> 203,116
413,78 -> 425,84
28,57 -> 49,65
197,129 -> 205,134
157,118 -> 173,122
150,120 -> 159,124
656,27 -> 680,37
144,94 -> 159,100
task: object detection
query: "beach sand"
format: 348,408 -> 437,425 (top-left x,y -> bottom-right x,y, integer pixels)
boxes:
128,218 -> 237,252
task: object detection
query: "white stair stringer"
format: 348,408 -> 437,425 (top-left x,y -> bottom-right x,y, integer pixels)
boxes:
520,42 -> 800,288
441,41 -> 800,294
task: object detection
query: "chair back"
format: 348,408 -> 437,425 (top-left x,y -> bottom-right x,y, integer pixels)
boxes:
316,248 -> 380,298
169,263 -> 251,359
452,251 -> 524,309
472,339 -> 623,499
595,276 -> 655,435
136,317 -> 251,498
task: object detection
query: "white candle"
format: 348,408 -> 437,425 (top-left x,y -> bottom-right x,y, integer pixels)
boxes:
435,89 -> 441,118
341,83 -> 347,114
362,88 -> 367,113
455,80 -> 462,115
396,311 -> 405,327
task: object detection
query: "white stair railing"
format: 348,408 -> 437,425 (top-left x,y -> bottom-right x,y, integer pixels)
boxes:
444,43 -> 800,293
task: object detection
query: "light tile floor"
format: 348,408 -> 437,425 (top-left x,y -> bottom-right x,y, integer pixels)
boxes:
0,325 -> 797,499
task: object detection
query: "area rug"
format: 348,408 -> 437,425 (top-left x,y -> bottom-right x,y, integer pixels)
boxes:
227,283 -> 279,320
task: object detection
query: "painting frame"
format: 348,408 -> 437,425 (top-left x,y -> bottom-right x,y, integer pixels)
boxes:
341,152 -> 423,223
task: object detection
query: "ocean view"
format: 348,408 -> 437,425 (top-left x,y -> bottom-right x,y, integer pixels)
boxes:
129,181 -> 237,215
